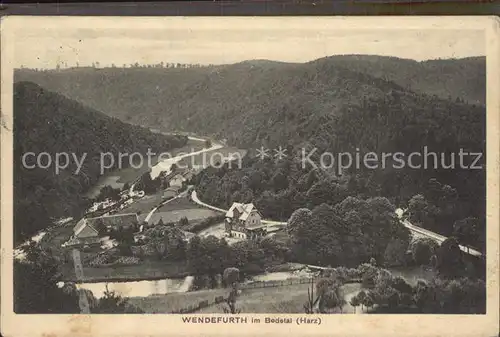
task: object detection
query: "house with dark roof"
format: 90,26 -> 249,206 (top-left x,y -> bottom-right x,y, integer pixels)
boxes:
67,218 -> 101,246
68,213 -> 139,246
224,202 -> 266,239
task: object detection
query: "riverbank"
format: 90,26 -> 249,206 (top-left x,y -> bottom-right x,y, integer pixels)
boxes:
86,137 -> 205,198
60,259 -> 191,283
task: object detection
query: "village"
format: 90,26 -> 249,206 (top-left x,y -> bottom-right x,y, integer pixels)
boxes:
63,148 -> 271,255
16,134 -> 484,315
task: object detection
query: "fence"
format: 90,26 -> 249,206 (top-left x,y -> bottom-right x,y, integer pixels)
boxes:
169,278 -> 314,313
170,295 -> 226,314
239,277 -> 313,290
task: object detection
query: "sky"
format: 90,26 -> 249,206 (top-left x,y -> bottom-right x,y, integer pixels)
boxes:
11,18 -> 485,69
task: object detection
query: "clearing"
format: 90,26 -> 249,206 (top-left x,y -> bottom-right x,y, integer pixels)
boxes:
148,197 -> 218,226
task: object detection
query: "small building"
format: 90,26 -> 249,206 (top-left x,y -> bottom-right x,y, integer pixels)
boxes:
67,218 -> 101,247
169,174 -> 186,188
182,168 -> 196,182
224,202 -> 266,240
182,230 -> 196,242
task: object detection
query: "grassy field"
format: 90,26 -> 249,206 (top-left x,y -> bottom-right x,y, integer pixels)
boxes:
148,196 -> 218,226
149,209 -> 217,227
156,197 -> 207,212
131,282 -> 363,314
116,192 -> 165,221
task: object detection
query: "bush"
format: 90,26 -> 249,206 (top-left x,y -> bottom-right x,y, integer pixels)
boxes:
186,215 -> 226,233
222,267 -> 240,287
384,239 -> 409,267
357,263 -> 379,288
411,238 -> 439,266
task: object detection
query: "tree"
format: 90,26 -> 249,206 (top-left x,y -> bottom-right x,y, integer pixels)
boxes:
14,245 -> 80,313
362,292 -> 375,312
93,285 -> 144,313
383,239 -> 408,267
319,289 -> 339,313
357,290 -> 367,312
436,237 -> 464,278
179,216 -> 189,227
163,227 -> 188,260
222,283 -> 241,314
306,179 -> 347,207
303,278 -> 316,314
349,294 -> 360,313
271,170 -> 289,191
286,208 -> 313,239
407,194 -> 438,226
97,185 -> 120,202
411,238 -> 439,266
222,267 -> 240,287
453,217 -> 479,253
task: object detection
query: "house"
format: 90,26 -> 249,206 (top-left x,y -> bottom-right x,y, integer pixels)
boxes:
224,202 -> 266,240
66,218 -> 101,247
183,171 -> 195,182
182,230 -> 196,242
169,174 -> 186,188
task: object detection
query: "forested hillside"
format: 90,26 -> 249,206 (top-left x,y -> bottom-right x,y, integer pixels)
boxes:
15,56 -> 486,250
15,55 -> 485,147
13,81 -> 188,244
310,55 -> 485,105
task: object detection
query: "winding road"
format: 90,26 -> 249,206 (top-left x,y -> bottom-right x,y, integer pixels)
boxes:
191,191 -> 483,258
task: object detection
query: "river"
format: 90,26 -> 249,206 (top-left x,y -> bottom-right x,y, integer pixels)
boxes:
75,276 -> 195,298
149,142 -> 223,180
74,270 -> 315,299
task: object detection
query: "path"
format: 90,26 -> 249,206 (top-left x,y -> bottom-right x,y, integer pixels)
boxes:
396,208 -> 482,257
191,190 -> 482,258
190,190 -> 288,226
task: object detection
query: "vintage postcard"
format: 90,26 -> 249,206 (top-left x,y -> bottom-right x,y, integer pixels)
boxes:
1,16 -> 499,337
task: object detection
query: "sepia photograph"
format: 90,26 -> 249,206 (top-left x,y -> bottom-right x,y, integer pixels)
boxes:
1,15 -> 499,337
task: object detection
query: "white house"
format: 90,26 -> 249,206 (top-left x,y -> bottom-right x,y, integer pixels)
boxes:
169,174 -> 186,188
224,202 -> 266,239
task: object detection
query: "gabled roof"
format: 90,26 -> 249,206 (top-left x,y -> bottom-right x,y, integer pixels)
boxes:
225,202 -> 260,221
74,218 -> 99,237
